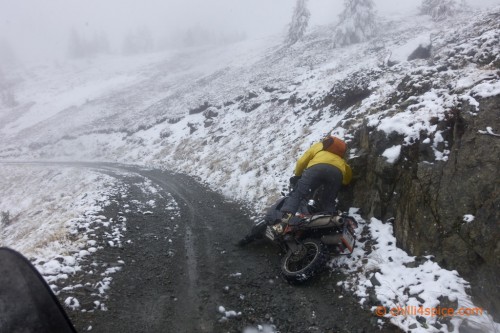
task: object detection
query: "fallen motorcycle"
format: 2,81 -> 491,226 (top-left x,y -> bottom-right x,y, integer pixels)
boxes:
239,193 -> 358,283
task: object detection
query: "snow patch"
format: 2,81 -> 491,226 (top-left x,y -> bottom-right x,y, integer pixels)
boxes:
463,214 -> 475,223
382,145 -> 402,163
335,215 -> 500,333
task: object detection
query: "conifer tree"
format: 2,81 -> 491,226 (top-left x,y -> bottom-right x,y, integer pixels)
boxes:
286,0 -> 311,45
334,0 -> 377,47
122,28 -> 154,55
420,0 -> 459,21
68,29 -> 85,58
0,39 -> 16,67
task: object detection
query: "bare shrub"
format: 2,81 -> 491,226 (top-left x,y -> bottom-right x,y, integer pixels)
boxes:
1,211 -> 11,227
239,160 -> 252,174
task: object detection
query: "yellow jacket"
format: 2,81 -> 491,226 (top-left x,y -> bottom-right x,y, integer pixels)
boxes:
294,142 -> 352,185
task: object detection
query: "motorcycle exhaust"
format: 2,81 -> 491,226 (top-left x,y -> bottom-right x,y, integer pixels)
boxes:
307,215 -> 344,228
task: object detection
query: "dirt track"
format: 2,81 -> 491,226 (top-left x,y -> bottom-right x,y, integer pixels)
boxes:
63,164 -> 401,333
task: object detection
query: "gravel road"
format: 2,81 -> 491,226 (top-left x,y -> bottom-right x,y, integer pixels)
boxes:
60,164 -> 401,333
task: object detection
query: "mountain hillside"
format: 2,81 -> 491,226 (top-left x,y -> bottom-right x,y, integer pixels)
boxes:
1,6 -> 499,333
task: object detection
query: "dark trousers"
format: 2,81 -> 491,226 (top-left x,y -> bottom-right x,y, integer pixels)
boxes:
281,164 -> 343,215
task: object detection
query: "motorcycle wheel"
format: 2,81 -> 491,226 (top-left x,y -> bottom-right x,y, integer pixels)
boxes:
281,238 -> 327,283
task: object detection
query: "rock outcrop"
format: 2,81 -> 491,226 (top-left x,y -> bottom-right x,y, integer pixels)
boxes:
345,94 -> 500,320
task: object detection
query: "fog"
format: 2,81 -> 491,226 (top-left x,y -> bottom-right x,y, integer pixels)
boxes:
1,0 -> 499,68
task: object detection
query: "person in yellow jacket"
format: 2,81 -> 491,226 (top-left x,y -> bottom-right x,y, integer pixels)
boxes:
280,135 -> 352,229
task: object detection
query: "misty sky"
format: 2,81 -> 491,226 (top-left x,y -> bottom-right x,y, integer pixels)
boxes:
1,0 -> 499,66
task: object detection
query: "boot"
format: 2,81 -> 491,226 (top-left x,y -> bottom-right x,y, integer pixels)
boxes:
237,236 -> 253,247
237,221 -> 267,246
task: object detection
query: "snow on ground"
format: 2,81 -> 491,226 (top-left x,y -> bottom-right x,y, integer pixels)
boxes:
0,164 -> 122,259
1,5 -> 499,333
4,7 -> 497,214
333,211 -> 500,333
0,163 -> 180,312
382,145 -> 402,163
242,325 -> 277,333
0,163 -> 128,311
0,52 -> 171,136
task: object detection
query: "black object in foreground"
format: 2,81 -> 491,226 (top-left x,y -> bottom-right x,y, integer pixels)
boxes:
0,247 -> 76,333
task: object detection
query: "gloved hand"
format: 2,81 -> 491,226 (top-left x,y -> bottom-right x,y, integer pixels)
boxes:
289,175 -> 301,187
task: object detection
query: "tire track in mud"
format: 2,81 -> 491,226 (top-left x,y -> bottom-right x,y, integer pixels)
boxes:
141,170 -> 218,333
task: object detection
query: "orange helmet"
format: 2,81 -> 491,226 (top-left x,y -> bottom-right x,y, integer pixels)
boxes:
322,136 -> 347,158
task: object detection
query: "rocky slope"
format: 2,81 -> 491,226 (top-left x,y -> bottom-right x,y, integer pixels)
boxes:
343,11 -> 500,319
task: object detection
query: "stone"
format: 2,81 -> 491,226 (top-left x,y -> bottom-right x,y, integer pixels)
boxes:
344,95 -> 500,321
